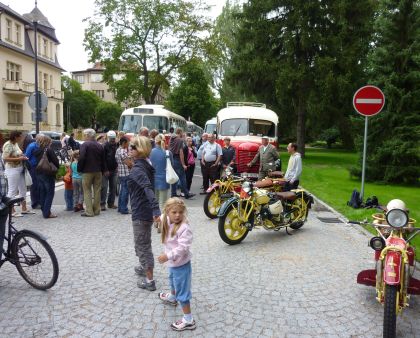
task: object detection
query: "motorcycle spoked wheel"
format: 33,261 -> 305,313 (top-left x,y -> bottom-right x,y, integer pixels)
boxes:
383,284 -> 398,338
218,205 -> 249,245
289,197 -> 309,230
203,189 -> 221,219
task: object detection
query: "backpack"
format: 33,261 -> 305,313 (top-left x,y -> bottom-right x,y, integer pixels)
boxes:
347,189 -> 362,209
364,196 -> 379,209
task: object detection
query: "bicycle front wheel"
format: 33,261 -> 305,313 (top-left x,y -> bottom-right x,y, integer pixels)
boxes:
12,231 -> 59,290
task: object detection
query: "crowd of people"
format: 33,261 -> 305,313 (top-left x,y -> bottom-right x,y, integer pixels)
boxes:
0,126 -> 302,332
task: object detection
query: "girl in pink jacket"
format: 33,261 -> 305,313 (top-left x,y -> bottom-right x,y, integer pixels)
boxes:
157,197 -> 195,331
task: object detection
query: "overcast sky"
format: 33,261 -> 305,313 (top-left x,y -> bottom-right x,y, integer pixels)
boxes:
7,0 -> 226,75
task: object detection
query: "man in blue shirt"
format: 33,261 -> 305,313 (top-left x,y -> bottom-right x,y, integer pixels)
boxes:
24,134 -> 42,209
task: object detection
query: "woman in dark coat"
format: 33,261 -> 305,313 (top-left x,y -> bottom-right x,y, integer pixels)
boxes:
127,136 -> 161,291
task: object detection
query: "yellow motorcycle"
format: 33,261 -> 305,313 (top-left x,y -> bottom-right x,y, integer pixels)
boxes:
217,180 -> 313,245
203,167 -> 285,219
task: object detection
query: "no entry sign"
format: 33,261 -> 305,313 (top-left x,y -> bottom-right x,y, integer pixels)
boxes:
353,85 -> 385,117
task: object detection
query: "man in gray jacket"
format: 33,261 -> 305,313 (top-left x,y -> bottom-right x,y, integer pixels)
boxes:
247,136 -> 279,180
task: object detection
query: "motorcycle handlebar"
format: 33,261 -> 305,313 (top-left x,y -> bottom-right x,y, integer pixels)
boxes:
348,220 -> 361,225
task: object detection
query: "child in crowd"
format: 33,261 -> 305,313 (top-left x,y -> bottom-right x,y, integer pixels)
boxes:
63,163 -> 73,211
157,197 -> 195,331
71,151 -> 84,212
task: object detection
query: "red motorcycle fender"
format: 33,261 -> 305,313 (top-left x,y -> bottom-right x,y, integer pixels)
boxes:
206,183 -> 220,193
383,252 -> 402,285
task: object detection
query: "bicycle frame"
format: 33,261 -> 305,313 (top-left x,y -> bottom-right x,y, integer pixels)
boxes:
0,207 -> 20,267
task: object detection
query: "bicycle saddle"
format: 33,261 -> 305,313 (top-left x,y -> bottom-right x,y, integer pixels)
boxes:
268,171 -> 284,178
254,179 -> 273,188
3,196 -> 25,207
273,191 -> 297,201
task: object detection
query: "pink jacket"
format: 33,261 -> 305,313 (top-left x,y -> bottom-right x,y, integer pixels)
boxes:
163,219 -> 193,268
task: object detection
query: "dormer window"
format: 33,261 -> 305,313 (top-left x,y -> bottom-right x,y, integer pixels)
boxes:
43,38 -> 48,57
6,19 -> 12,41
15,23 -> 21,45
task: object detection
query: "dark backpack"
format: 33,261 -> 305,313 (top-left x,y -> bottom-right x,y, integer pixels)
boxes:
364,196 -> 379,209
347,189 -> 362,209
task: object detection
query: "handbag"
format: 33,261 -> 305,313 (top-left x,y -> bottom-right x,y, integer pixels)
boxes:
24,167 -> 33,186
36,149 -> 58,176
165,150 -> 179,185
63,166 -> 72,184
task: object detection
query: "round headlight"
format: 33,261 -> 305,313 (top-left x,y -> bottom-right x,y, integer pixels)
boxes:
386,209 -> 408,228
369,236 -> 385,251
242,181 -> 252,193
225,167 -> 232,177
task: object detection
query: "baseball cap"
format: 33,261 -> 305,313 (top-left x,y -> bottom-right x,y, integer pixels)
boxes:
107,130 -> 116,138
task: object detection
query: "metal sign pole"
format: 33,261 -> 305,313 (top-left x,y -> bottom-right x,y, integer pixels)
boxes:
34,20 -> 40,134
360,116 -> 368,200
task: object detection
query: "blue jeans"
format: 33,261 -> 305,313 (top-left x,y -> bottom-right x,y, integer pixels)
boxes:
171,157 -> 189,197
37,173 -> 55,218
64,189 -> 73,210
29,166 -> 40,208
168,261 -> 192,307
118,176 -> 129,213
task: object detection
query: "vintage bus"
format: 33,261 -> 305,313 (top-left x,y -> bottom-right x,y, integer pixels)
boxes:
186,121 -> 204,136
216,102 -> 279,175
118,104 -> 187,135
204,117 -> 217,135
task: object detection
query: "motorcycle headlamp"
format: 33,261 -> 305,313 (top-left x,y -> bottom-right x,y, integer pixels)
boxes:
242,181 -> 252,194
369,236 -> 385,251
386,208 -> 408,228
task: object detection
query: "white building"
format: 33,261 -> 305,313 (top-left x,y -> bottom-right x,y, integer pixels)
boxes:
0,3 -> 64,133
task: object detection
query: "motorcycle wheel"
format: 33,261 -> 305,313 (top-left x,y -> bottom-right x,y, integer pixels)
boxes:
218,205 -> 249,245
383,284 -> 398,338
289,197 -> 309,230
203,189 -> 220,219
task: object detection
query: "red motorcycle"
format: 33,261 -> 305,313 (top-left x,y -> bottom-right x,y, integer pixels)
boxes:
349,199 -> 420,338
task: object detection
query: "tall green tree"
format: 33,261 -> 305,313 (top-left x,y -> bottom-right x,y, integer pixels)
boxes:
62,76 -> 99,130
364,0 -> 420,184
84,0 -> 212,105
95,101 -> 122,130
166,59 -> 218,127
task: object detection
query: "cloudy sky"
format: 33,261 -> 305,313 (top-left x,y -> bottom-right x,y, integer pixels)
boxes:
7,0 -> 226,75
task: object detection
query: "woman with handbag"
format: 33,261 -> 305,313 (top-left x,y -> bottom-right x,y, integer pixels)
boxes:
34,135 -> 59,219
1,131 -> 31,217
185,137 -> 197,192
150,134 -> 171,232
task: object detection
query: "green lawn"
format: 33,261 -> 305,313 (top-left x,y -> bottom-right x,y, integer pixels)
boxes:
280,147 -> 420,259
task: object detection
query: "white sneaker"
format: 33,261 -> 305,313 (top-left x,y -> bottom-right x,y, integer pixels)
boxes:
171,318 -> 196,331
158,292 -> 177,306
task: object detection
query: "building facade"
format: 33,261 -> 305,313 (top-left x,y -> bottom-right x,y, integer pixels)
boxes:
0,4 -> 64,133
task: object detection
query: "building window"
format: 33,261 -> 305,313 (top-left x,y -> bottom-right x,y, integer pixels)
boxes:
94,90 -> 105,99
75,75 -> 84,84
38,71 -> 42,88
49,41 -> 53,58
50,75 -> 53,89
6,62 -> 21,81
37,34 -> 41,55
91,73 -> 103,82
43,38 -> 48,56
8,103 -> 23,124
43,73 -> 48,90
56,104 -> 61,126
6,19 -> 12,41
15,23 -> 21,45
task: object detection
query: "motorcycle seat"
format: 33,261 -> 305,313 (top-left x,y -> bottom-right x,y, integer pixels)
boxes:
268,171 -> 284,178
254,179 -> 273,188
274,191 -> 297,201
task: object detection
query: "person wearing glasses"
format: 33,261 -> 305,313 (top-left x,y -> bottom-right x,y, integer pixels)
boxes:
128,136 -> 161,291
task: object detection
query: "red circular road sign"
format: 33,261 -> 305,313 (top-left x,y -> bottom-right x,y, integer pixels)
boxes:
353,85 -> 385,117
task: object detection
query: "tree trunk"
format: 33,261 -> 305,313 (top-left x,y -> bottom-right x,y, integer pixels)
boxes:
296,88 -> 306,158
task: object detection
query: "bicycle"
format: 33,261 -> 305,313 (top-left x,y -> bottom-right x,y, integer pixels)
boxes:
0,197 -> 59,290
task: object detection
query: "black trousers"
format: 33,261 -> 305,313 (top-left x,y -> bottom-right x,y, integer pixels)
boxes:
283,180 -> 299,191
202,161 -> 219,191
0,206 -> 9,261
186,164 -> 195,191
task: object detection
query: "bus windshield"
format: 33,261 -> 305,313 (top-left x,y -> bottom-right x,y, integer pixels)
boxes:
220,118 -> 275,137
205,123 -> 216,134
143,115 -> 169,133
119,115 -> 142,133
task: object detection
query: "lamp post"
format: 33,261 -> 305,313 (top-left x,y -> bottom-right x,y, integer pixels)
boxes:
33,19 -> 40,134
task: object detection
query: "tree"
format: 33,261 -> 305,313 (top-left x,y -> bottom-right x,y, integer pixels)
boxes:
96,101 -> 122,131
166,59 -> 218,127
363,0 -> 420,184
62,76 -> 99,130
84,0 -> 212,105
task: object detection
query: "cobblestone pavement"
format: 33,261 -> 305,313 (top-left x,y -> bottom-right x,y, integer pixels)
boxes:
0,201 -> 419,338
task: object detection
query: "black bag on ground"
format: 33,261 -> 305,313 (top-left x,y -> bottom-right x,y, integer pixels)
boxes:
364,196 -> 379,209
347,189 -> 362,209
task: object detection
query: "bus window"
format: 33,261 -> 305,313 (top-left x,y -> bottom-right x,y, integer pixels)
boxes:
249,119 -> 275,137
143,115 -> 169,133
119,115 -> 142,133
205,123 -> 217,134
220,119 -> 247,136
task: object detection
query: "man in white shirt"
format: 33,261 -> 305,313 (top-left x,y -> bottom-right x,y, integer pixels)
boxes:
200,134 -> 222,193
284,143 -> 302,191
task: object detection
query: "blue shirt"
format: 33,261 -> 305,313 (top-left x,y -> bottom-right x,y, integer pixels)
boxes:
71,162 -> 82,179
150,147 -> 171,190
25,142 -> 40,168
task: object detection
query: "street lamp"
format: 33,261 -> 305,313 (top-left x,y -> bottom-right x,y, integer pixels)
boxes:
33,18 -> 40,134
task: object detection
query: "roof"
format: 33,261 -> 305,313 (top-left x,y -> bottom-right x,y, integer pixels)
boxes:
217,106 -> 278,123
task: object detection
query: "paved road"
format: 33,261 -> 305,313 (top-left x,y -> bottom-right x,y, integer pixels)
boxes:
1,170 -> 419,337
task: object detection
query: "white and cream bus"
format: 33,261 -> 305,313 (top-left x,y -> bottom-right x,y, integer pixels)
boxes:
118,104 -> 187,134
